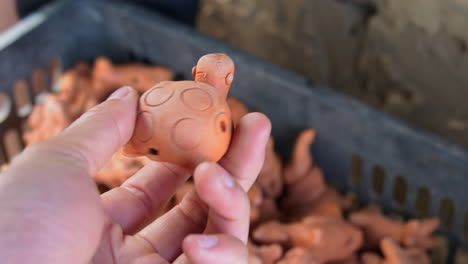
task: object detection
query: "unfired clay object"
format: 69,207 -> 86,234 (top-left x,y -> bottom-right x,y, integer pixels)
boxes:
281,129 -> 351,219
57,62 -> 98,119
248,183 -> 264,223
93,57 -> 175,99
361,238 -> 431,264
123,54 -> 235,169
349,206 -> 440,250
276,247 -> 319,264
23,94 -> 70,146
95,150 -> 149,188
253,216 -> 363,263
248,242 -> 283,264
257,137 -> 284,199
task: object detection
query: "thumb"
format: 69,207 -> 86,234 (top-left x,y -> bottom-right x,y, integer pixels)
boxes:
47,86 -> 138,175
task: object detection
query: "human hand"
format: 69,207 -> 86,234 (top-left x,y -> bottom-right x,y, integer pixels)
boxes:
0,86 -> 271,264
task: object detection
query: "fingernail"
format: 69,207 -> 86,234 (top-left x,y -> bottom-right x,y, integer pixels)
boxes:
197,235 -> 218,249
223,172 -> 235,188
107,86 -> 130,100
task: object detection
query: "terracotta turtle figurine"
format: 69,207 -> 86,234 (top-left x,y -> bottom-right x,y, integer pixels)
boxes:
123,53 -> 235,170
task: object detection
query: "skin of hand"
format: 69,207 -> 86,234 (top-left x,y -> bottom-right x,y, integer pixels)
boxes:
0,0 -> 18,32
0,86 -> 271,264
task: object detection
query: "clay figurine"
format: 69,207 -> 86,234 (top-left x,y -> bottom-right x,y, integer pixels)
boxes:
23,94 -> 70,146
277,247 -> 319,264
57,62 -> 97,120
93,57 -> 175,99
257,137 -> 284,199
281,129 -> 351,219
361,238 -> 431,264
248,242 -> 283,264
349,206 -> 440,250
123,53 -> 235,170
253,216 -> 363,263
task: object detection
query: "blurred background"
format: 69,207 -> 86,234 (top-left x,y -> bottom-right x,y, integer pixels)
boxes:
2,0 -> 468,148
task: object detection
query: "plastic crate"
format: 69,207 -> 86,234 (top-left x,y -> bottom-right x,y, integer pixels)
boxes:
0,1 -> 467,263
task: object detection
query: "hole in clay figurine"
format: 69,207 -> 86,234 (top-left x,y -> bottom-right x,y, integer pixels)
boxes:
220,120 -> 227,132
439,198 -> 455,231
3,129 -> 22,161
415,187 -> 431,218
148,148 -> 159,156
350,154 -> 362,187
392,176 -> 407,206
464,212 -> 468,241
372,165 -> 385,197
132,77 -> 139,84
0,93 -> 11,124
13,80 -> 32,118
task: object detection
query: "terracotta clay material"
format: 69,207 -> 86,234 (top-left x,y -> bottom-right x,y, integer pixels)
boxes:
329,254 -> 361,264
95,150 -> 149,188
284,129 -> 318,185
56,62 -> 97,119
248,183 -> 264,223
253,216 -> 363,263
248,242 -> 283,264
349,206 -> 440,250
361,238 -> 431,264
23,94 -> 70,146
257,137 -> 284,199
277,247 -> 319,264
93,57 -> 175,99
123,54 -> 235,169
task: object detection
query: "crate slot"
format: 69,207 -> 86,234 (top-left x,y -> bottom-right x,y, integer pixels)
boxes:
439,198 -> 455,231
48,57 -> 62,92
0,92 -> 11,124
464,212 -> 468,241
31,68 -> 48,103
392,176 -> 407,207
415,186 -> 432,218
13,80 -> 32,118
350,154 -> 362,187
3,129 -> 22,161
372,165 -> 385,197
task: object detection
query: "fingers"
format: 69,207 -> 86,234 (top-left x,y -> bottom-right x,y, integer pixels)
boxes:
195,162 -> 250,243
219,112 -> 271,191
0,87 -> 138,264
101,162 -> 189,234
180,234 -> 248,264
133,114 -> 269,261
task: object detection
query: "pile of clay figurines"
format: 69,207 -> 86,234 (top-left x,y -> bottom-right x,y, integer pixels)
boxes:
9,54 -> 440,264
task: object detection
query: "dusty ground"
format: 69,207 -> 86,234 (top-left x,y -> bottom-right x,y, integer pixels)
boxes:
197,0 -> 468,149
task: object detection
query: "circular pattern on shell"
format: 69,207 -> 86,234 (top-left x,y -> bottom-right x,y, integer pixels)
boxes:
144,85 -> 174,107
181,88 -> 213,111
171,118 -> 202,150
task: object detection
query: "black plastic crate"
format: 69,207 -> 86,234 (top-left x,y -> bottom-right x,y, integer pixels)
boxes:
0,1 -> 467,263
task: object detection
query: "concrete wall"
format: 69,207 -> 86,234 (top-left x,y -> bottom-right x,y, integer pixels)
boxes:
197,0 -> 468,148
